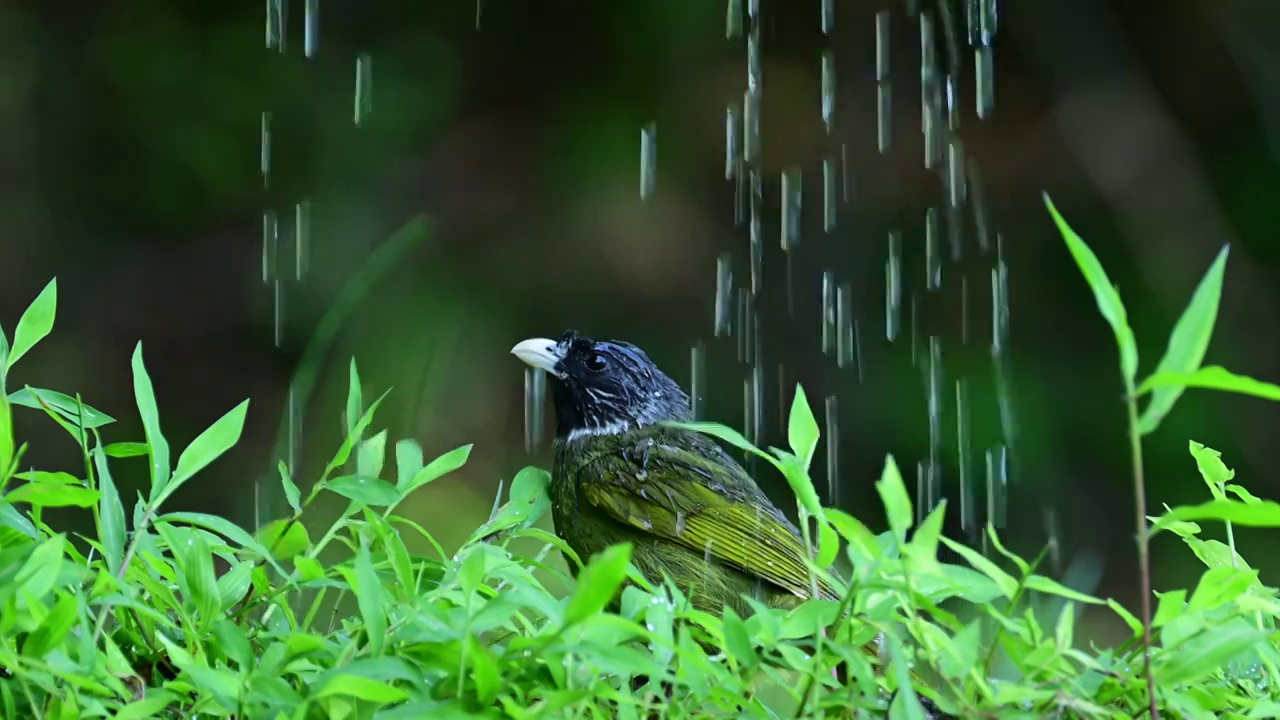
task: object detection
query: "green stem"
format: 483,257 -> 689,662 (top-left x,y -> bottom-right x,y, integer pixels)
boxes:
1125,388 -> 1159,720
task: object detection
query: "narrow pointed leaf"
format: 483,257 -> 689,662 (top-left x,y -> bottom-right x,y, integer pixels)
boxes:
132,343 -> 171,500
1138,245 -> 1229,434
7,278 -> 56,370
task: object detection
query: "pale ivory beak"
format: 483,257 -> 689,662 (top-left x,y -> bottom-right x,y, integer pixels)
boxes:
511,338 -> 566,378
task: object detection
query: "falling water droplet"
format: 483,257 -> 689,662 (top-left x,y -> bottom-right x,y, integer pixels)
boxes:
690,342 -> 706,419
986,445 -> 1008,527
886,229 -> 902,341
947,137 -> 967,209
961,275 -> 970,344
975,45 -> 994,119
920,11 -> 942,169
1044,506 -> 1062,574
262,210 -> 278,284
287,383 -> 301,477
749,169 -> 763,294
926,336 -> 943,512
820,0 -> 834,34
821,271 -> 836,356
273,276 -> 285,348
956,378 -> 974,534
260,111 -> 272,190
821,50 -> 836,133
674,511 -> 689,537
294,199 -> 311,281
524,368 -> 546,454
751,363 -> 764,444
747,0 -> 759,20
734,160 -> 747,225
725,103 -> 740,180
266,0 -> 287,51
970,160 -> 993,254
747,25 -> 762,94
354,53 -> 373,126
910,293 -> 919,367
825,395 -> 839,506
715,253 -> 734,337
781,167 -> 802,251
925,208 -> 942,290
304,0 -> 319,58
841,143 -> 851,204
743,90 -> 761,166
726,0 -> 743,38
836,281 -> 854,369
743,373 -> 756,445
876,11 -> 892,154
822,157 -> 837,232
915,461 -> 929,525
640,122 -> 658,200
979,0 -> 998,42
737,287 -> 750,362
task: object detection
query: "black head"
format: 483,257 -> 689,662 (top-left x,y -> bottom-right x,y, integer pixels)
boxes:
511,330 -> 691,440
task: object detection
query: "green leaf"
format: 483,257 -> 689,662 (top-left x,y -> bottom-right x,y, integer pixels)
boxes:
212,618 -> 253,670
1152,589 -> 1186,627
21,590 -> 77,658
1156,499 -> 1280,529
1187,441 -> 1234,500
313,674 -> 408,704
394,439 -> 424,488
1187,566 -> 1258,613
93,445 -> 125,576
6,388 -> 116,429
16,534 -> 66,600
787,383 -> 820,469
6,278 -> 56,370
4,480 -> 99,508
825,508 -> 879,565
277,460 -> 301,514
1024,575 -> 1104,604
668,420 -> 781,469
1044,194 -> 1138,384
906,500 -> 946,572
1156,624 -> 1270,685
940,536 -> 1017,598
1137,245 -> 1229,434
103,441 -> 148,458
180,533 -> 220,627
563,543 -> 632,628
354,537 -> 387,655
0,395 -> 11,483
131,343 -> 171,500
162,399 -> 249,501
295,555 -> 325,582
1107,598 -> 1142,638
357,429 -> 388,480
346,358 -> 363,439
256,519 -> 312,560
323,390 -> 390,478
1054,602 -> 1075,649
112,691 -> 179,719
159,511 -> 287,575
985,524 -> 1030,576
328,475 -> 401,506
876,454 -> 913,543
403,444 -> 472,492
1138,365 -> 1280,402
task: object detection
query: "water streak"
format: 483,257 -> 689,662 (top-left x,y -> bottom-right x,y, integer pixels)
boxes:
715,253 -> 734,337
690,343 -> 707,419
524,368 -> 547,453
886,229 -> 902,340
304,0 -> 319,58
821,271 -> 836,356
825,395 -> 839,506
781,167 -> 802,250
822,157 -> 837,232
354,54 -> 373,126
640,122 -> 658,200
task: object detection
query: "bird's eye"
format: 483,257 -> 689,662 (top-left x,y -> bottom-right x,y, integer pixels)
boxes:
584,353 -> 609,373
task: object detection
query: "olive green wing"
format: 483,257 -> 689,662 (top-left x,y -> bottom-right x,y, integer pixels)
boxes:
578,441 -> 834,600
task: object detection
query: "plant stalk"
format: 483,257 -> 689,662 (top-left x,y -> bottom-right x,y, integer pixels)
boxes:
1125,390 -> 1159,720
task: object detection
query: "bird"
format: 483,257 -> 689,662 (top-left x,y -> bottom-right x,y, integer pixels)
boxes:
512,331 -> 949,718
511,330 -> 838,618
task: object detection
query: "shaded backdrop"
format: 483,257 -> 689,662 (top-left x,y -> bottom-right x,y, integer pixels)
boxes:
3,0 -> 1280,646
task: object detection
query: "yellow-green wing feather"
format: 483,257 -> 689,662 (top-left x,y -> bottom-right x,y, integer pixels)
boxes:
578,442 -> 834,599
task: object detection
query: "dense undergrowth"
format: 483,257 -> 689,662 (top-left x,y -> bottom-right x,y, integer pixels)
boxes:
3,199 -> 1280,718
